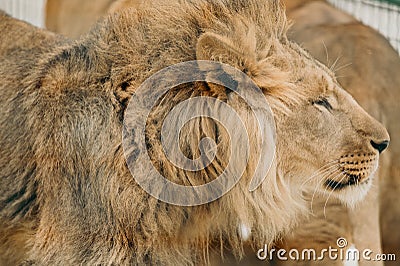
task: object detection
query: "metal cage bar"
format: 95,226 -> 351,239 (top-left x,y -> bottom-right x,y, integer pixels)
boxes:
0,0 -> 46,28
328,0 -> 400,54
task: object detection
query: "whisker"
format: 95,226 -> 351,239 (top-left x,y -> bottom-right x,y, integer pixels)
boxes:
322,41 -> 329,67
330,55 -> 342,72
300,160 -> 339,186
333,62 -> 352,73
310,176 -> 329,214
300,162 -> 339,189
323,172 -> 347,218
334,74 -> 348,79
303,166 -> 339,208
310,167 -> 340,214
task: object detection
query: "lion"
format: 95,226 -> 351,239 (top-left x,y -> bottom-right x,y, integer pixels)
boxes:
278,1 -> 400,265
0,0 -> 390,265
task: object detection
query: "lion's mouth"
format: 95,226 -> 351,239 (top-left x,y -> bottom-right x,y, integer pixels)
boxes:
325,174 -> 368,191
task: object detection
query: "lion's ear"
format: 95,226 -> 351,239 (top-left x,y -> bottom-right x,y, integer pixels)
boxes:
196,32 -> 255,71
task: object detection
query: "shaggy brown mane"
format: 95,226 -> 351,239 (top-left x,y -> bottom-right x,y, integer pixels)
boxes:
96,0 -> 311,108
0,2 -> 306,264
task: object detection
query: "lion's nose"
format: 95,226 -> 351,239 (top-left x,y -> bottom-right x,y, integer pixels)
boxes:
370,140 -> 389,153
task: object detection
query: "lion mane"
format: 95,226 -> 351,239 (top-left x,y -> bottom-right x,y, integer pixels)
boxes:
0,1 -> 305,264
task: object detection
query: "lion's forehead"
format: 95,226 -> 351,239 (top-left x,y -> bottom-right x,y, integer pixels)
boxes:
279,47 -> 337,97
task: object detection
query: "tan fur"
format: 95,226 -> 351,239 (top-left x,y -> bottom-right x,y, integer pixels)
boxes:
108,0 -> 145,14
46,0 -> 115,38
276,1 -> 400,265
1,0 -> 390,265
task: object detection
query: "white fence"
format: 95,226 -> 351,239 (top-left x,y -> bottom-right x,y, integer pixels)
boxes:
0,0 -> 46,28
328,0 -> 400,53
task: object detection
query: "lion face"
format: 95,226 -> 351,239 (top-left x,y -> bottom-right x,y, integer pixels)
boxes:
275,43 -> 390,206
195,20 -> 389,207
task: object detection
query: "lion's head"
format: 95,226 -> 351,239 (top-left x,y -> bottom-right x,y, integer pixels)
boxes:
105,0 -> 390,207
174,0 -> 390,207
265,42 -> 390,206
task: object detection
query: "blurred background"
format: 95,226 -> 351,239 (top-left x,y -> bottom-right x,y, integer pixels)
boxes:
0,0 -> 398,53
329,0 -> 400,53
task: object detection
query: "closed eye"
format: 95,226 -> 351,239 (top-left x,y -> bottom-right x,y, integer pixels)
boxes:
313,97 -> 332,110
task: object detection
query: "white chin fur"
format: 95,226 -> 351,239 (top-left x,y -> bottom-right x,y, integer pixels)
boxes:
333,180 -> 372,209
